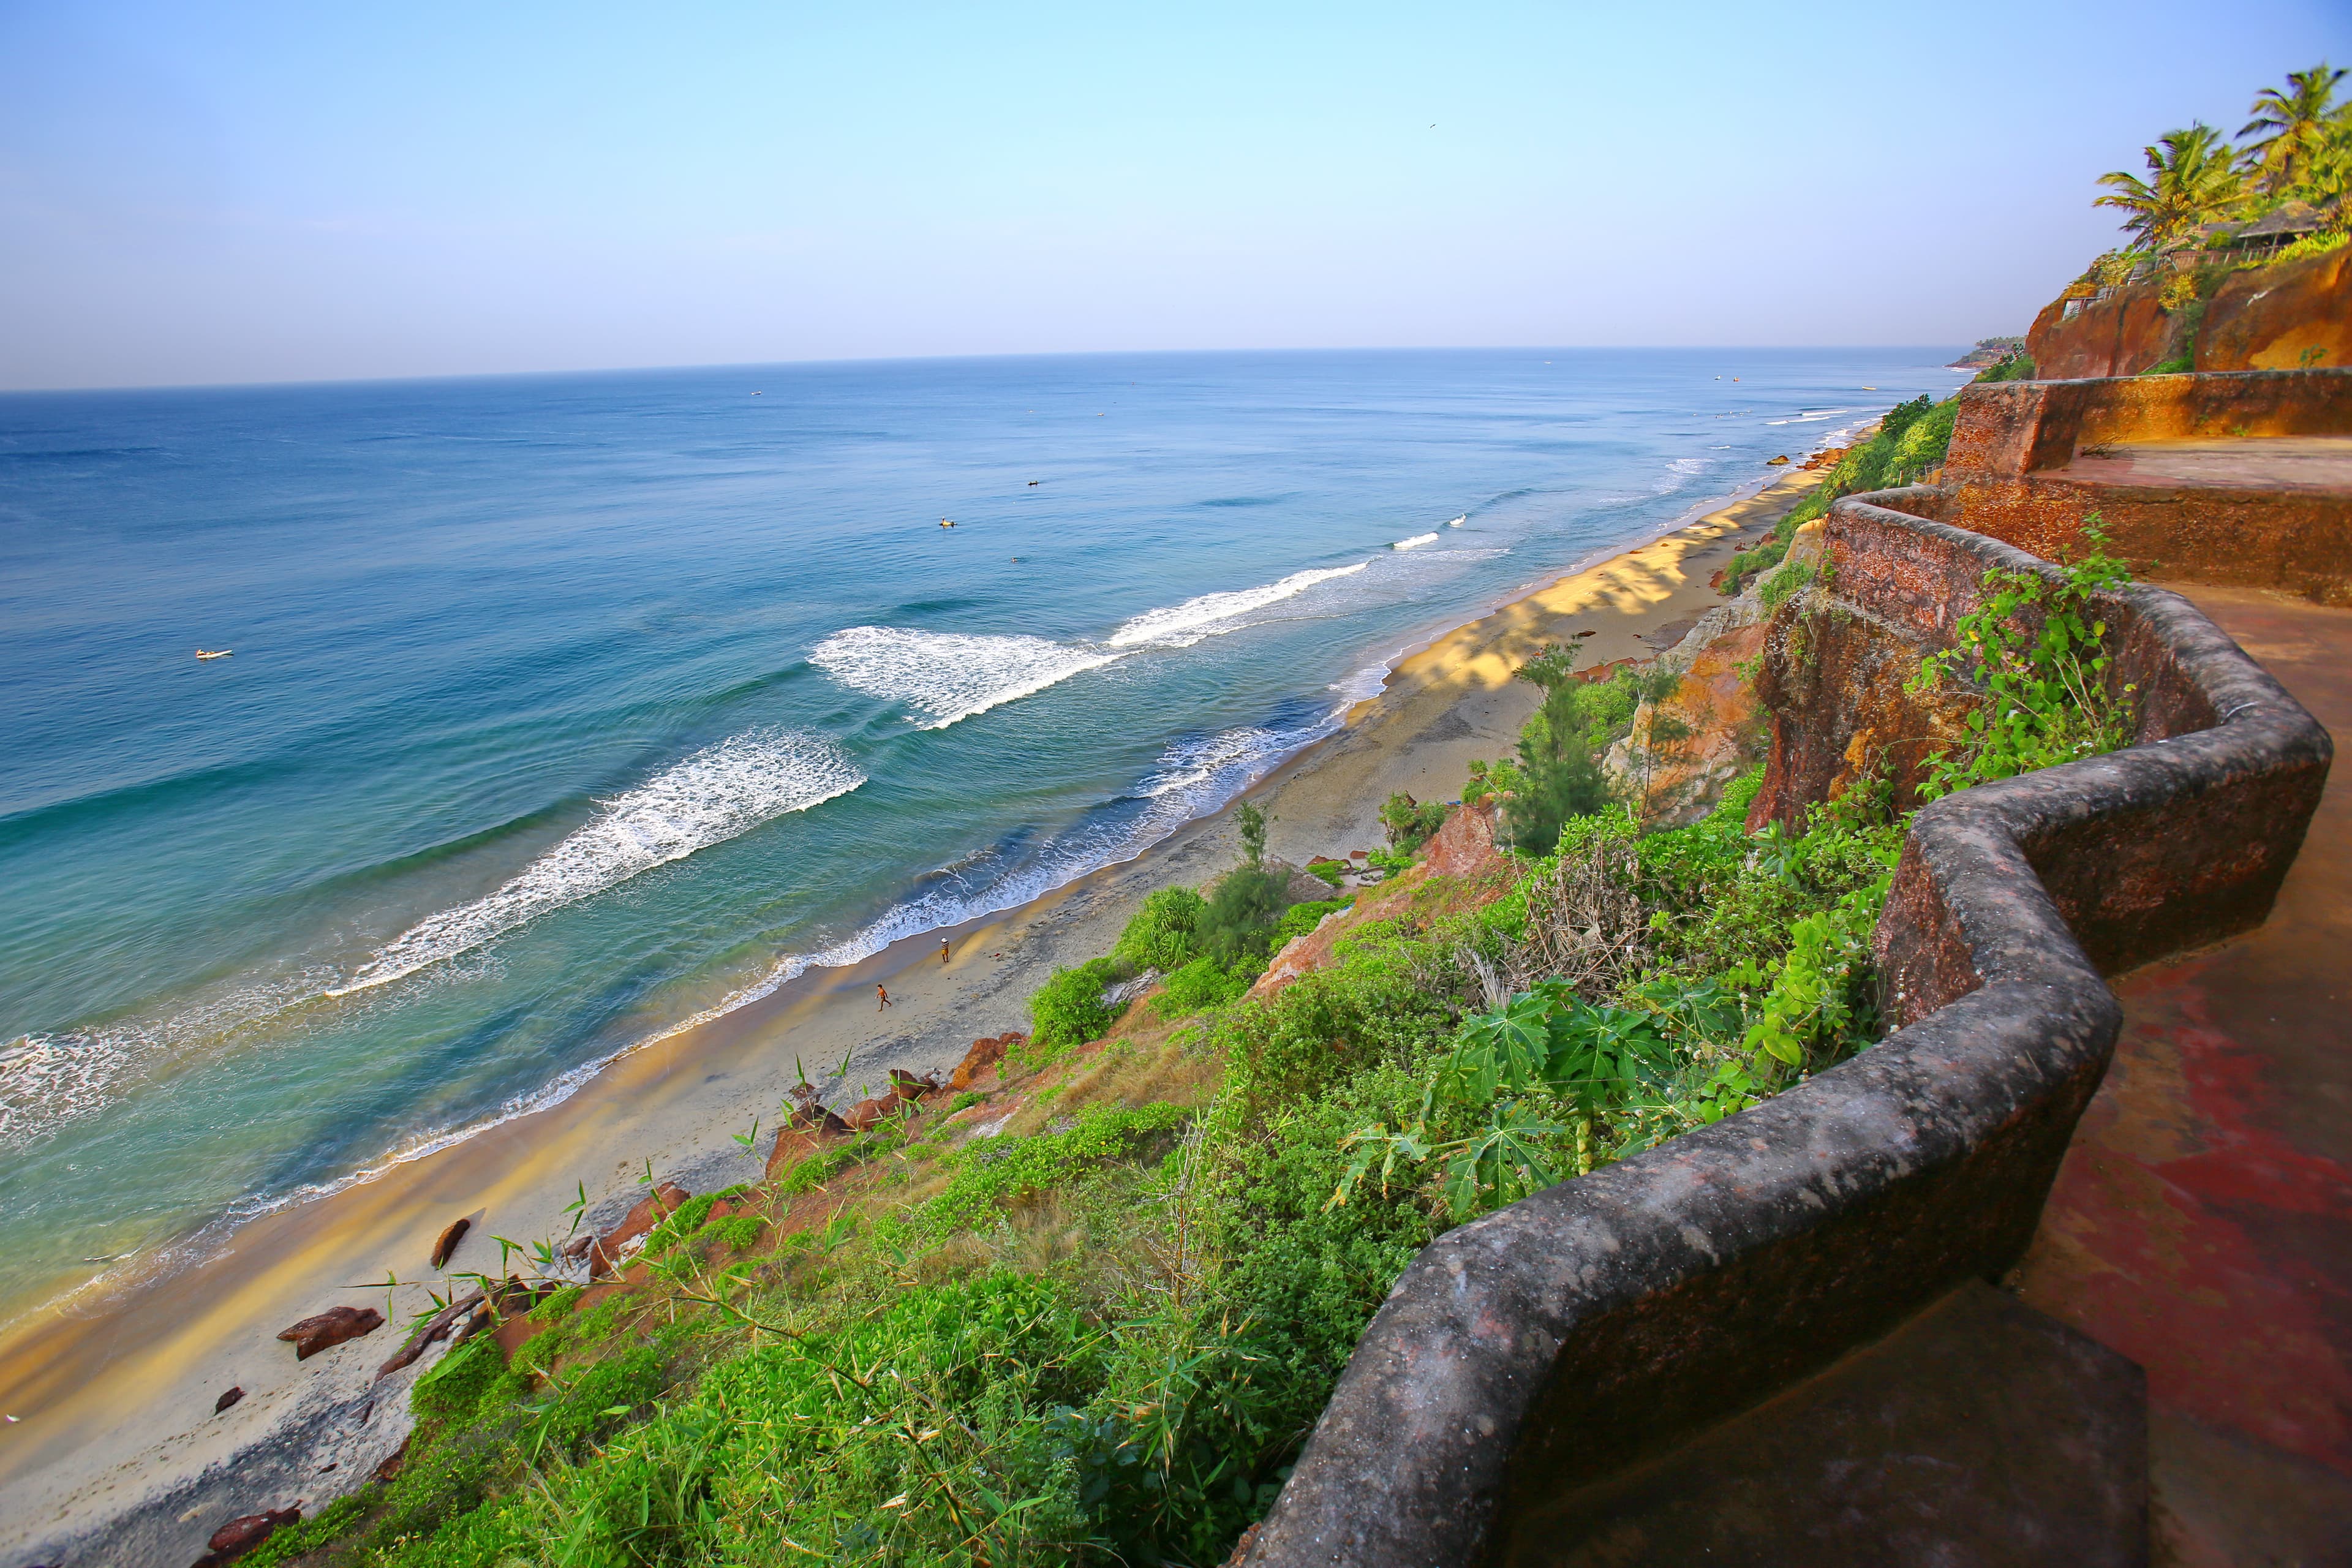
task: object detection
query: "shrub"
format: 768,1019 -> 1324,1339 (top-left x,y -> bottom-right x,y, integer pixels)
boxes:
1156,955 -> 1253,1018
1115,885 -> 1207,972
1975,352 -> 2038,382
1757,555 -> 1816,612
1912,519 -> 2138,796
409,1337 -> 511,1427
1378,791 -> 1448,850
1029,956 -> 1123,1051
1235,800 -> 1269,867
1273,897 -> 1348,944
1197,865 -> 1294,966
531,1342 -> 668,1459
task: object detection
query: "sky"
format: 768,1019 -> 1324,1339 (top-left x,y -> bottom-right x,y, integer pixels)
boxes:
2,0 -> 2347,390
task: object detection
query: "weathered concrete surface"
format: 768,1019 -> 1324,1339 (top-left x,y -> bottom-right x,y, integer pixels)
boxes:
1238,506 -> 2329,1568
1938,371 -> 2352,605
1746,506 -> 1975,823
2026,247 -> 2352,379
1494,1283 -> 2147,1568
2014,585 -> 2352,1567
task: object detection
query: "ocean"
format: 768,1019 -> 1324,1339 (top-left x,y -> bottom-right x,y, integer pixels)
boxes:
0,347 -> 1967,1322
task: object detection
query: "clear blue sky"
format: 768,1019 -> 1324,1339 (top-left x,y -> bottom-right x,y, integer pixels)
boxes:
2,0 -> 2345,390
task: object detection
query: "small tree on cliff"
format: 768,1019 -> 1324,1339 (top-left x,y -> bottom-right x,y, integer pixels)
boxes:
2095,123 -> 2247,249
1502,642 -> 1611,856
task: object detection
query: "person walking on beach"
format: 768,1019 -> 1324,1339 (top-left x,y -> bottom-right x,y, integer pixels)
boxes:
940,939 -> 951,965
876,983 -> 892,1011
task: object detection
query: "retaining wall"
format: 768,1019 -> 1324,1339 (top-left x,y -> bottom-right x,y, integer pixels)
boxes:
1239,500 -> 2329,1567
1936,369 -> 2352,605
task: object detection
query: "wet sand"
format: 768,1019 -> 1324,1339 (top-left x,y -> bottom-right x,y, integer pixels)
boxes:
0,463 -> 1828,1564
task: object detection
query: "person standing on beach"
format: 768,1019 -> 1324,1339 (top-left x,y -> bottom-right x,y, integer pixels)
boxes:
876,983 -> 892,1011
940,939 -> 951,965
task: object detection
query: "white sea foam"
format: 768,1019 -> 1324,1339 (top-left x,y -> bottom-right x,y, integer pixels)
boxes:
1447,515 -> 1465,527
631,714 -> 1343,1060
810,626 -> 1119,726
1106,562 -> 1369,649
1392,532 -> 1440,551
332,729 -> 864,997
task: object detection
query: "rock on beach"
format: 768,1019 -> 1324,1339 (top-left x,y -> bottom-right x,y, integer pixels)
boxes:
275,1305 -> 383,1360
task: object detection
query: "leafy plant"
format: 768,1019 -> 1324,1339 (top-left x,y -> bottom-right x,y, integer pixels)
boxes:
1155,955 -> 1253,1018
1116,886 -> 1207,973
1378,791 -> 1448,851
1028,956 -> 1125,1052
1912,519 -> 2138,797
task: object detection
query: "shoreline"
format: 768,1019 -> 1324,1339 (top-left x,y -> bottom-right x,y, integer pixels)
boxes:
0,459 -> 1834,1562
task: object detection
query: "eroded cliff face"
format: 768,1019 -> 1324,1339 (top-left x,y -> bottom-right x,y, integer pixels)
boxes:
2199,246 -> 2352,371
2026,246 -> 2352,379
2026,286 -> 2185,380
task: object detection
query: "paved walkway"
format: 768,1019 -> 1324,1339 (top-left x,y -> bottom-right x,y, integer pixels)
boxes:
2015,584 -> 2352,1566
2057,435 -> 2352,496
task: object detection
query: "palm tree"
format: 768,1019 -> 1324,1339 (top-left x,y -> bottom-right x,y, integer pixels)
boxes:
2095,124 -> 2248,250
2241,63 -> 2347,196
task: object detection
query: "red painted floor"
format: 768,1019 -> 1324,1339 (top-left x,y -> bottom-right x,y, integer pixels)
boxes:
2016,585 -> 2352,1566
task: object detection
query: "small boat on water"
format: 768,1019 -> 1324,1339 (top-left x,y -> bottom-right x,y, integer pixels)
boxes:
195,649 -> 232,660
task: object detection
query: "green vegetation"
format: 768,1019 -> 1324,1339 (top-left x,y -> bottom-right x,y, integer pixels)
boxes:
281,511 -> 2148,1568
1912,522 -> 2140,797
1717,390 -> 1966,599
1027,956 -> 1124,1054
1114,886 -> 1207,972
2075,64 -> 2352,309
1376,791 -> 1447,851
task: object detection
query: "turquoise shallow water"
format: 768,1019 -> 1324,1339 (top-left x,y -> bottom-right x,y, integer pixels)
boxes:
0,348 -> 1967,1314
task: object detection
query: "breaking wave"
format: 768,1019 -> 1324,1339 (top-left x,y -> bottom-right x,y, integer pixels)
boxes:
809,627 -> 1119,728
1392,532 -> 1440,551
332,729 -> 864,996
1106,562 -> 1369,649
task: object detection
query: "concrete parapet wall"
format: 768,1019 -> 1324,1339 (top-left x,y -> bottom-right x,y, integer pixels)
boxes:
1944,369 -> 2352,481
1239,505 -> 2329,1568
1938,370 -> 2352,605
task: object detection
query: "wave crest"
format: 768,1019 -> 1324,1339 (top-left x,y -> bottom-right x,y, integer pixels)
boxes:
1106,562 -> 1368,649
334,728 -> 864,995
810,627 -> 1118,728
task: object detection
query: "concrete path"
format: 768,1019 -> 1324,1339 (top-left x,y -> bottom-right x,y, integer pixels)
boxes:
2058,434 -> 2352,496
2015,584 -> 2352,1566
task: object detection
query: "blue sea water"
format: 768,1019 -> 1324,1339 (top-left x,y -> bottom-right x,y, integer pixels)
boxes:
0,348 -> 1968,1316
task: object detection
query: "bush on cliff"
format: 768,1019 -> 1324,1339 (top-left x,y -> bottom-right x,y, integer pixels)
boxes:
1721,389 -> 1966,594
1028,956 -> 1123,1053
1114,884 -> 1207,972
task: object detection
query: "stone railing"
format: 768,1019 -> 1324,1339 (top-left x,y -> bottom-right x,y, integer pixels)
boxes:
1239,498 -> 2329,1567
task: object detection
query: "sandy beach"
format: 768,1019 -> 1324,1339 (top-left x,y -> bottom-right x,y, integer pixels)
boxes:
0,462 -> 1828,1562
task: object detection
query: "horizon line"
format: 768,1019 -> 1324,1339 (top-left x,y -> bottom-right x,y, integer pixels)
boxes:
0,340 -> 1989,399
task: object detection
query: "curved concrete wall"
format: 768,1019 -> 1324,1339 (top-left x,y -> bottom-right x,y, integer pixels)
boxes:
1240,500 -> 2330,1567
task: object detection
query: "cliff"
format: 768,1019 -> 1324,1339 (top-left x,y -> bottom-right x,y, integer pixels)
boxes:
2027,244 -> 2352,379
